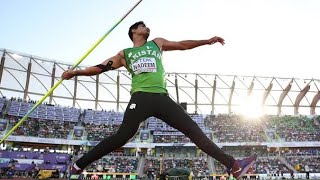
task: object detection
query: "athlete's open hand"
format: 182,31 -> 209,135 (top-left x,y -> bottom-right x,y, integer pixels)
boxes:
208,36 -> 225,45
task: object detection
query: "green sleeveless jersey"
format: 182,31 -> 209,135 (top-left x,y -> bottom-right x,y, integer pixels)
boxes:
124,40 -> 167,94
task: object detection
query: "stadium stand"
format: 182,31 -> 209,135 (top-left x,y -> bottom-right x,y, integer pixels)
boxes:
0,98 -> 320,179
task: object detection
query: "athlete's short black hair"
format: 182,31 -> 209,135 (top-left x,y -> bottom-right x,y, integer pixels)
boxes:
128,21 -> 145,41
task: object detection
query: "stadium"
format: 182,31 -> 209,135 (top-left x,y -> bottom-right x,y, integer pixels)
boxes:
1,1 -> 320,180
0,48 -> 319,179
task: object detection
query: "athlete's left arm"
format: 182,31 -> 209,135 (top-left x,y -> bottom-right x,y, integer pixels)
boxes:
153,36 -> 225,51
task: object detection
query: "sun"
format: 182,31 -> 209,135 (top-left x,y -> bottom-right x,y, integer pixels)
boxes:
239,95 -> 264,118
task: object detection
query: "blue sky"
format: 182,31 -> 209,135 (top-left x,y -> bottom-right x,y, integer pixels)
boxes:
1,0 -> 320,79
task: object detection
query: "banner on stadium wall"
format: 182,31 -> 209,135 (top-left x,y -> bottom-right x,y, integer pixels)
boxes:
73,126 -> 85,138
1,134 -> 320,148
140,130 -> 150,141
0,119 -> 8,135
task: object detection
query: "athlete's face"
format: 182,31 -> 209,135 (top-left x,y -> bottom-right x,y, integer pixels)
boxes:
136,24 -> 150,39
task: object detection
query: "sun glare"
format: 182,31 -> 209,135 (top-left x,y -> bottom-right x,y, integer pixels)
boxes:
239,95 -> 264,118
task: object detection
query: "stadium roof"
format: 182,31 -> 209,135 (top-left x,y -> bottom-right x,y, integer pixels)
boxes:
1,49 -> 319,116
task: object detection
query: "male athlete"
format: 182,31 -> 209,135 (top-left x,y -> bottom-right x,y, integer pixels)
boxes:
62,21 -> 257,179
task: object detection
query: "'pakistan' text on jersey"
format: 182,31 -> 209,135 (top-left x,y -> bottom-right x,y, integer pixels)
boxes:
124,41 -> 167,94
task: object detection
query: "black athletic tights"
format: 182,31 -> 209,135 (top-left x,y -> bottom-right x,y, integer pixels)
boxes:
76,92 -> 235,169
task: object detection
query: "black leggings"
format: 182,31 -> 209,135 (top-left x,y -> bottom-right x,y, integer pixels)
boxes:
76,92 -> 235,169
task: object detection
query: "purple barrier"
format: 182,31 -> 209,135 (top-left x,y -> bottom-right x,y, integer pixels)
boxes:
1,151 -> 70,163
0,150 -> 9,158
40,164 -> 67,172
38,153 -> 45,160
8,151 -> 27,159
43,153 -> 70,164
26,152 -> 41,159
13,163 -> 35,171
0,163 -> 35,171
55,154 -> 70,163
0,162 -> 9,168
6,151 -> 41,159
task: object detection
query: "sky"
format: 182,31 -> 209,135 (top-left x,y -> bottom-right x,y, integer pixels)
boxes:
1,0 -> 320,79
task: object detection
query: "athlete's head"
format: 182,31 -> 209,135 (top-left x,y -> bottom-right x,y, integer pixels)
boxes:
128,21 -> 150,41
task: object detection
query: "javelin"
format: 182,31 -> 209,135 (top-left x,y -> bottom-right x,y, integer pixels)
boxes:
0,0 -> 143,144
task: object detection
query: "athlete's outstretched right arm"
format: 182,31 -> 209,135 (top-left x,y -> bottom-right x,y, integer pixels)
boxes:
62,51 -> 125,80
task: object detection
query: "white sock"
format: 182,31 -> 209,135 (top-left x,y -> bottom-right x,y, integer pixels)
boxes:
73,163 -> 82,170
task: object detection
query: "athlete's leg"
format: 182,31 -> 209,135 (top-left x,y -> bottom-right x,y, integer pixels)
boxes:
154,95 -> 235,169
75,93 -> 152,169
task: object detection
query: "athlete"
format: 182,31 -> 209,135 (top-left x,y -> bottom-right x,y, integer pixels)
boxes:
62,21 -> 257,179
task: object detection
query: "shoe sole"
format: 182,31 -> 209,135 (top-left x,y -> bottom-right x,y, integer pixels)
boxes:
236,160 -> 256,180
